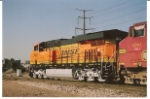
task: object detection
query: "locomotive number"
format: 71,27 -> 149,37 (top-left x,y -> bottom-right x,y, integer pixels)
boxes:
132,42 -> 142,51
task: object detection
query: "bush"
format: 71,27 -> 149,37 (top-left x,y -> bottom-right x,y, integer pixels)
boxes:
3,58 -> 26,73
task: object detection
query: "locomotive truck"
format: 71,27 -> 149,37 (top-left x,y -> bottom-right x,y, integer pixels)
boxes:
29,21 -> 147,85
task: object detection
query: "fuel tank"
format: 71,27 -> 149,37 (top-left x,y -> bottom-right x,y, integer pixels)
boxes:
46,69 -> 73,79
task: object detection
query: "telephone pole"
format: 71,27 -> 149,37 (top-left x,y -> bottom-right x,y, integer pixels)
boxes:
75,9 -> 94,35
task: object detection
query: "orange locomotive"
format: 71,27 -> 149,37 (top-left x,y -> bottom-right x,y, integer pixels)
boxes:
29,29 -> 127,82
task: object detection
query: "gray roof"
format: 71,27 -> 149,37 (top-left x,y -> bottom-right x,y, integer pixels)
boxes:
44,29 -> 128,47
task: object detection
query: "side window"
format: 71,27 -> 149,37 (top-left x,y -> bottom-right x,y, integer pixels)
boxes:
130,29 -> 135,37
34,45 -> 38,51
131,24 -> 145,37
130,29 -> 133,37
134,29 -> 144,37
130,29 -> 144,37
39,43 -> 45,52
39,46 -> 43,51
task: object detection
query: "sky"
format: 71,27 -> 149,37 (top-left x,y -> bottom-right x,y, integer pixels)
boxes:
2,0 -> 147,63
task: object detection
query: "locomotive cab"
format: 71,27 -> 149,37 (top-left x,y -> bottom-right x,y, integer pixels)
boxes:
30,42 -> 46,66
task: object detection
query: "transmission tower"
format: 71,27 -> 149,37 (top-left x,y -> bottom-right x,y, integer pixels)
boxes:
75,9 -> 94,35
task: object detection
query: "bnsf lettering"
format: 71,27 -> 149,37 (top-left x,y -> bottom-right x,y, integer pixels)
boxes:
61,49 -> 78,56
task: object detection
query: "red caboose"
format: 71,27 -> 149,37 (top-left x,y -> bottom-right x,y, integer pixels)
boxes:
118,21 -> 147,85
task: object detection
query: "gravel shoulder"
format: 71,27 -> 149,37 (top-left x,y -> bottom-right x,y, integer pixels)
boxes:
2,72 -> 147,97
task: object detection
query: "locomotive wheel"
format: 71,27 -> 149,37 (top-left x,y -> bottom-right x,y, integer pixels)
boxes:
119,66 -> 125,84
36,74 -> 38,79
38,74 -> 44,79
43,74 -> 48,79
119,75 -> 125,84
33,73 -> 36,78
72,67 -> 77,79
106,71 -> 115,83
41,75 -> 44,79
29,72 -> 33,78
74,73 -> 79,80
38,74 -> 41,79
94,77 -> 98,82
134,79 -> 140,85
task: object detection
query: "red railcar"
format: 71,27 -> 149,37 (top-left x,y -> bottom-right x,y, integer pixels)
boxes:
118,21 -> 147,85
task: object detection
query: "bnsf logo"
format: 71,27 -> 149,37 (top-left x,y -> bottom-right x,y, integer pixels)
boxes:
61,49 -> 78,56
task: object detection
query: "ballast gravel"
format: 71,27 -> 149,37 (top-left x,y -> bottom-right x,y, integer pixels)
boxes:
17,81 -> 146,97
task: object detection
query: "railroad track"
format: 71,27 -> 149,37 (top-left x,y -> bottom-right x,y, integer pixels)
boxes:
32,75 -> 147,87
3,72 -> 147,97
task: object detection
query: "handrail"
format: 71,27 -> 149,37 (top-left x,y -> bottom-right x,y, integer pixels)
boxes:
104,51 -> 116,70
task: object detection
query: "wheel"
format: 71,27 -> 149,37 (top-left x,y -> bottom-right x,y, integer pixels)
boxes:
41,75 -> 44,79
33,73 -> 36,78
78,75 -> 85,81
44,75 -> 47,79
106,71 -> 115,83
120,75 -> 125,84
38,74 -> 43,79
94,77 -> 98,82
72,67 -> 77,79
134,79 -> 140,85
29,72 -> 33,77
36,74 -> 38,79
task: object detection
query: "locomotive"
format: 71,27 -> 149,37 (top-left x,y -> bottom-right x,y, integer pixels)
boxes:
29,21 -> 147,85
119,21 -> 147,85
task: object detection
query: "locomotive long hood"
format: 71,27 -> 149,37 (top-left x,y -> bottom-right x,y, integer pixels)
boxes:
72,29 -> 128,42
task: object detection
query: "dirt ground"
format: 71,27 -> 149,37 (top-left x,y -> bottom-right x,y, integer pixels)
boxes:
2,72 -> 147,97
2,72 -> 77,97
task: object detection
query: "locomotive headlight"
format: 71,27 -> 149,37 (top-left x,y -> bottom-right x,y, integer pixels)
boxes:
138,62 -> 142,67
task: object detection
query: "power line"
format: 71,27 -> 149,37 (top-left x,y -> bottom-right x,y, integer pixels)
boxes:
92,0 -> 145,18
88,0 -> 131,15
95,15 -> 146,30
89,7 -> 146,26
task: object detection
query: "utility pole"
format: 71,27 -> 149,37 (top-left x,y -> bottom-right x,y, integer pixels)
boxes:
75,9 -> 94,35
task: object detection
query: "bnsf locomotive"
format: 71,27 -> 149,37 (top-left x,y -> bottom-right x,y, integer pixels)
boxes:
29,21 -> 147,85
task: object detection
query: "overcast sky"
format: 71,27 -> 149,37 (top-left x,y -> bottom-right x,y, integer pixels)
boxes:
2,0 -> 147,62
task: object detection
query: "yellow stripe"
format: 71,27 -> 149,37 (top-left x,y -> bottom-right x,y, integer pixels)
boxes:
119,49 -> 126,54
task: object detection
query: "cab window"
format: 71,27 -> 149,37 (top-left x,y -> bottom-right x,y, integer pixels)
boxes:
39,46 -> 43,51
130,28 -> 144,37
34,45 -> 38,51
130,29 -> 134,37
39,42 -> 45,52
134,29 -> 144,37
